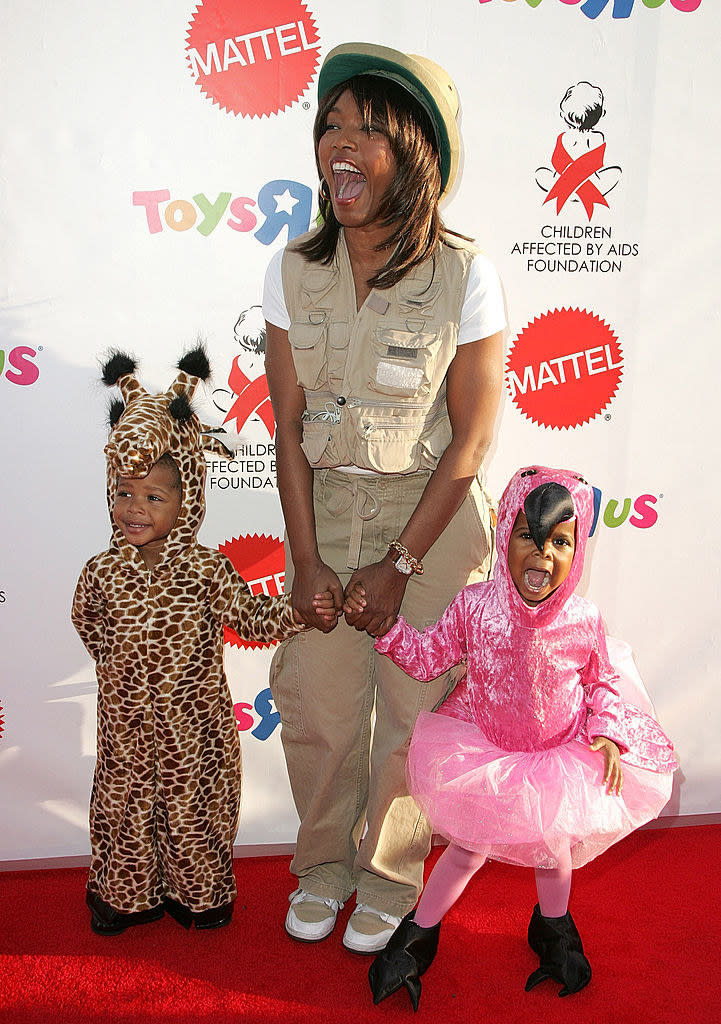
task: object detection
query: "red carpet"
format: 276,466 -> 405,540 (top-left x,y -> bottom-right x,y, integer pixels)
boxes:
1,825 -> 719,1024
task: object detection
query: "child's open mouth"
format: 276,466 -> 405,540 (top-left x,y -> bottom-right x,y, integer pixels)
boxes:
524,569 -> 550,593
332,161 -> 367,201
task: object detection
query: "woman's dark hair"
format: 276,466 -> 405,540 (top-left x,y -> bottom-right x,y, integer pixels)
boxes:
295,75 -> 450,289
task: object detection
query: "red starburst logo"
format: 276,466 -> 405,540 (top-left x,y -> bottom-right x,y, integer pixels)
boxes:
219,533 -> 286,649
506,308 -> 623,430
186,0 -> 320,118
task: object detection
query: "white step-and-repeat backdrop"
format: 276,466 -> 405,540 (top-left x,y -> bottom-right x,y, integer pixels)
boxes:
1,0 -> 718,863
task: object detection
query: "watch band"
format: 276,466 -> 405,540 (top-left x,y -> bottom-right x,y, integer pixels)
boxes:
388,539 -> 424,576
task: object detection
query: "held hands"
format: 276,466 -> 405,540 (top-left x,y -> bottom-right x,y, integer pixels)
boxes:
342,555 -> 405,637
343,581 -> 367,617
291,561 -> 344,633
291,591 -> 339,629
311,589 -> 341,628
590,736 -> 624,795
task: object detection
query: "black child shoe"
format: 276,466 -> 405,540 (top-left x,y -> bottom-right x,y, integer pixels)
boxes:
163,896 -> 234,930
86,890 -> 164,936
368,911 -> 441,1012
524,903 -> 592,996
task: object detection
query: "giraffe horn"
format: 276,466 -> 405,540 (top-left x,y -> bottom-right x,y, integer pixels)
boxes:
166,370 -> 198,403
101,351 -> 147,404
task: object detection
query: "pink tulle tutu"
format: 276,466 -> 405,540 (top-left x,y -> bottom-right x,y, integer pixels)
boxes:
408,710 -> 673,870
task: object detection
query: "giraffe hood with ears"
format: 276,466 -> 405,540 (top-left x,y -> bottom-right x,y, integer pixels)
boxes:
102,347 -> 232,568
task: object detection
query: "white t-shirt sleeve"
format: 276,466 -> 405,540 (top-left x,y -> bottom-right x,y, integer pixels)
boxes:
457,253 -> 506,345
262,247 -> 505,341
262,248 -> 290,331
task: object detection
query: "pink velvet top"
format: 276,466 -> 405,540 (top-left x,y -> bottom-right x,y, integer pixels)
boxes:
376,467 -> 676,773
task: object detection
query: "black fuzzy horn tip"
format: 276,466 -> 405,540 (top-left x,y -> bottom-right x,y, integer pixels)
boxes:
177,344 -> 210,381
101,351 -> 137,387
168,393 -> 194,423
108,398 -> 125,428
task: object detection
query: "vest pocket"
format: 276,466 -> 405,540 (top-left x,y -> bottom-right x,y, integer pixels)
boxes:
288,320 -> 328,390
369,326 -> 439,398
300,419 -> 333,466
358,419 -> 423,473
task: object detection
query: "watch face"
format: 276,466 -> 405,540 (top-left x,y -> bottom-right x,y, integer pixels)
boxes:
394,553 -> 414,575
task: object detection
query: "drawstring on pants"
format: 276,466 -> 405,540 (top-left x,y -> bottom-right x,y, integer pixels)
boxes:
319,471 -> 382,569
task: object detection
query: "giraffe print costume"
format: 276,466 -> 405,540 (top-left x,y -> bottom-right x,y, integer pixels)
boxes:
72,348 -> 301,930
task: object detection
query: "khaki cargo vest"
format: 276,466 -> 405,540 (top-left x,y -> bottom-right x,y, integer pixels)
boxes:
282,229 -> 478,474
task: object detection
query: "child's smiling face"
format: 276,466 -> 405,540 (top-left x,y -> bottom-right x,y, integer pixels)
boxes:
507,510 -> 576,605
112,459 -> 181,568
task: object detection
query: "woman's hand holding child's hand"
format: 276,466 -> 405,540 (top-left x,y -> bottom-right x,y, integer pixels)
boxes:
291,562 -> 343,632
590,736 -> 623,795
343,580 -> 398,637
310,590 -> 341,628
342,560 -> 405,637
343,581 -> 367,618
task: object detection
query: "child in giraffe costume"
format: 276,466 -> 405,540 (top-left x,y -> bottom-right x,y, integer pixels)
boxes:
72,347 -> 332,935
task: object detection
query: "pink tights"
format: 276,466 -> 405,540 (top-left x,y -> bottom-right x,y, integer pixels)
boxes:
413,842 -> 573,928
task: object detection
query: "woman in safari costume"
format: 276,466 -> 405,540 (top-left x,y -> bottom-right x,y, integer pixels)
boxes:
264,42 -> 506,952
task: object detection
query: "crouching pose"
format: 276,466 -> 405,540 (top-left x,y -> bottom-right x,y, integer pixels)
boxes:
350,466 -> 677,1008
72,348 -> 333,935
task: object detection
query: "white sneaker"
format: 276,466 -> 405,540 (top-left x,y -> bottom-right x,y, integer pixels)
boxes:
285,888 -> 344,942
342,903 -> 402,954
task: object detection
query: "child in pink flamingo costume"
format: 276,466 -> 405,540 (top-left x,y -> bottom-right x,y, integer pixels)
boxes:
351,466 -> 677,1009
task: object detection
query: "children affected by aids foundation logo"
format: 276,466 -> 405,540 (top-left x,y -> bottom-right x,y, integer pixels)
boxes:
213,306 -> 274,437
207,305 -> 277,493
536,83 -> 621,222
511,82 -> 639,276
186,0 -> 320,118
506,307 -> 623,429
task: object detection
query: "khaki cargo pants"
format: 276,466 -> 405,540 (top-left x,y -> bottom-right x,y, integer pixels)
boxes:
270,467 -> 493,916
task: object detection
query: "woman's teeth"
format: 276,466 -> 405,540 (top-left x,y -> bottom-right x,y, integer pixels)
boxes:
332,163 -> 366,200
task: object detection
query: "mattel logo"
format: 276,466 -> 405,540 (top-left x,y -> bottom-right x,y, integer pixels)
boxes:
0,346 -> 41,387
186,0 -> 320,117
506,308 -> 622,429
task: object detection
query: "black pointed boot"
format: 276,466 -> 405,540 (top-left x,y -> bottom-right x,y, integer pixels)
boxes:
524,904 -> 592,996
368,911 -> 441,1012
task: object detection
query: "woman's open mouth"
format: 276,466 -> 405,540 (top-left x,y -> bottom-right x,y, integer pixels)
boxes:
332,160 -> 367,202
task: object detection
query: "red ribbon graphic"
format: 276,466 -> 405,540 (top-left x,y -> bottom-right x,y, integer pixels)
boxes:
224,357 -> 276,437
544,135 -> 609,220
